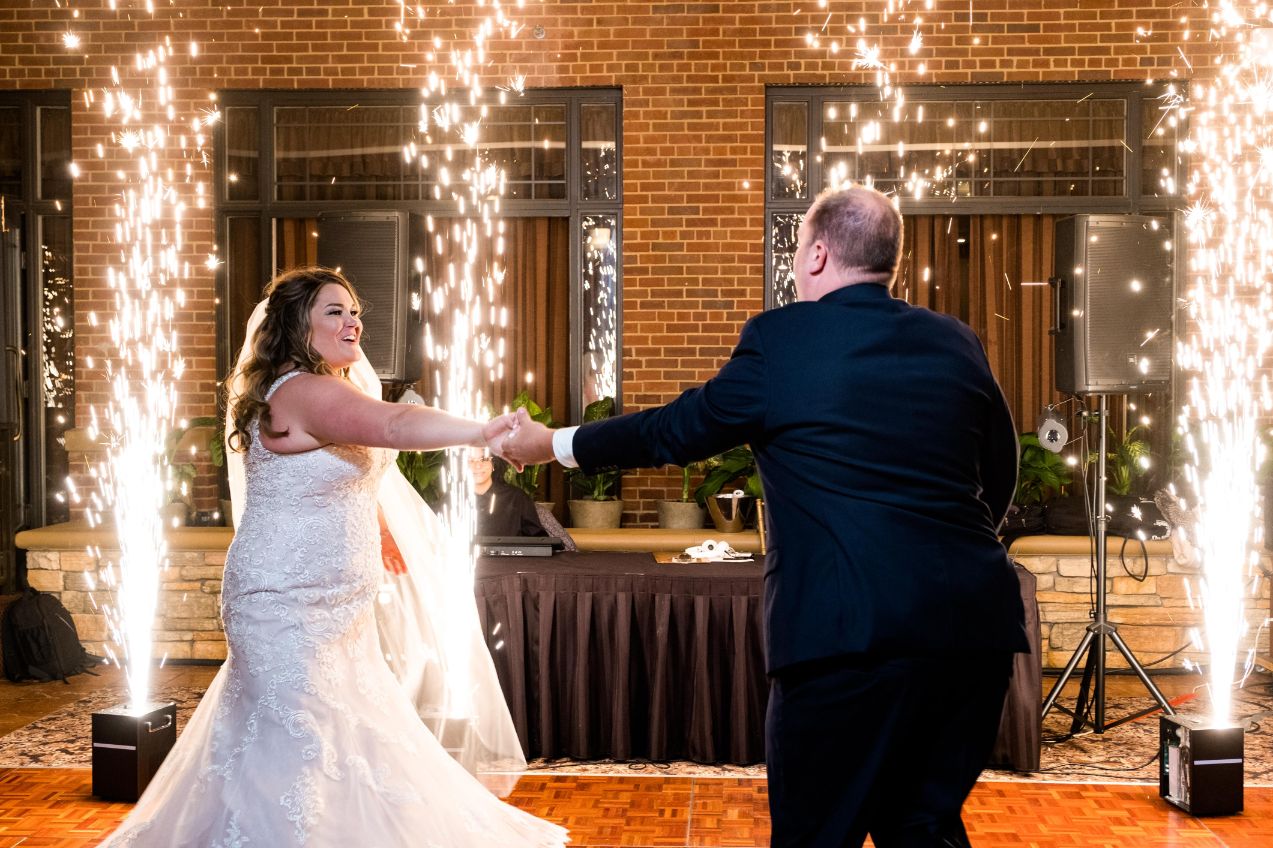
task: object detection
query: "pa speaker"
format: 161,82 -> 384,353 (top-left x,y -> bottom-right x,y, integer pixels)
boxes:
317,211 -> 424,383
1050,214 -> 1174,395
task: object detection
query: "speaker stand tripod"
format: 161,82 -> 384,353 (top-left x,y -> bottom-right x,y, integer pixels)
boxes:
1040,395 -> 1176,732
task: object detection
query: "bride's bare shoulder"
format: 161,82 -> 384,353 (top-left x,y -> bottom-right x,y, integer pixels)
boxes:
270,371 -> 360,401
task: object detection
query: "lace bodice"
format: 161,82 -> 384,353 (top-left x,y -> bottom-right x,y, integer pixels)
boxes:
225,372 -> 393,652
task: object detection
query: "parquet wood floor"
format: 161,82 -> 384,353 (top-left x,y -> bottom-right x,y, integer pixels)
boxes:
2,769 -> 1272,847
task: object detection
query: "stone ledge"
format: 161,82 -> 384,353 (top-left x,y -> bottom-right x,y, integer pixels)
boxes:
1006,535 -> 1174,557
15,522 -> 1175,558
16,521 -> 232,553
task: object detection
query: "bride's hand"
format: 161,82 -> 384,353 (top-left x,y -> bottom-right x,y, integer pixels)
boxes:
481,412 -> 524,470
378,509 -> 407,575
501,408 -> 557,469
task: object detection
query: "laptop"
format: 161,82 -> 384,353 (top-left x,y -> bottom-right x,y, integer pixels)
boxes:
476,535 -> 566,557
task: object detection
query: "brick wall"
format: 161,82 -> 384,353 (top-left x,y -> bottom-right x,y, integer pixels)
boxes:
0,0 -> 1212,524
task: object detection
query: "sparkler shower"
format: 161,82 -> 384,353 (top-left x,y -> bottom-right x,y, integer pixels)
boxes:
1177,2 -> 1273,726
76,24 -> 205,713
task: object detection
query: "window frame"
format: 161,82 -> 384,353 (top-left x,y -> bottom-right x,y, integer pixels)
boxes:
0,89 -> 74,532
764,81 -> 1185,308
213,87 -> 623,421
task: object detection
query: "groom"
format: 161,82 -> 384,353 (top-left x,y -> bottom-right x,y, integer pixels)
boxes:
503,184 -> 1028,847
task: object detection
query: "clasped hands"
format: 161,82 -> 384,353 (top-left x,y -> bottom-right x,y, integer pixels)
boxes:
480,408 -> 558,471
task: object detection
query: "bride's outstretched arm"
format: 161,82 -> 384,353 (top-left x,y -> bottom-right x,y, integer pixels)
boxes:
268,372 -> 515,453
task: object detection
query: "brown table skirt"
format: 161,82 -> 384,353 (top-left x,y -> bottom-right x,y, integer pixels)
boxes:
475,552 -> 1040,769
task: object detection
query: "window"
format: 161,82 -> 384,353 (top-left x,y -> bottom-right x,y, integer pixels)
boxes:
215,89 -> 622,424
764,83 -> 1181,462
0,90 -> 74,588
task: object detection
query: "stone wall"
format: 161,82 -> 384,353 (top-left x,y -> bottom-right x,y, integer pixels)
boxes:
25,548 -> 228,662
1017,549 -> 1248,671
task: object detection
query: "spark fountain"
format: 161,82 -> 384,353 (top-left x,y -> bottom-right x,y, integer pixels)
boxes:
383,0 -> 528,763
66,8 -> 209,801
1161,2 -> 1273,818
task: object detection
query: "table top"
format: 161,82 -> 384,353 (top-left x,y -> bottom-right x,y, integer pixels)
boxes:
475,550 -> 764,581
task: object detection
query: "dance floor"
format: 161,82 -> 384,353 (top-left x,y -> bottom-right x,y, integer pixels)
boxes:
3,667 -> 1273,845
1,767 -> 1272,847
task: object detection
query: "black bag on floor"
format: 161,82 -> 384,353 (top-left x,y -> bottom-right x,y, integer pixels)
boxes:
1,588 -> 97,683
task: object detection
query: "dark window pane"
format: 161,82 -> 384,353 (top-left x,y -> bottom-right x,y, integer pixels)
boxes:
226,216 -> 263,360
772,102 -> 807,199
0,107 -> 21,197
38,107 -> 71,201
813,95 -> 1130,199
486,103 -> 534,197
274,107 -> 309,201
269,99 -> 577,202
581,214 -> 617,409
580,103 -> 617,200
274,105 -> 407,202
39,215 -> 73,524
532,104 -> 566,200
225,106 -> 259,202
769,213 -> 802,309
1141,93 -> 1180,197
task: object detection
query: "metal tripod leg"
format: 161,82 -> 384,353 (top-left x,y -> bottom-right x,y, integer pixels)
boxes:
1042,620 -> 1176,731
1109,627 -> 1175,714
1041,626 -> 1096,717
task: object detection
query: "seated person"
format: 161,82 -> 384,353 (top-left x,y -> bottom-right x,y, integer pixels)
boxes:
468,450 -> 549,538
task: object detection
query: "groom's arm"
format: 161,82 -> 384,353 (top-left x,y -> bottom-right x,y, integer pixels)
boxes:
567,318 -> 771,474
501,318 -> 770,472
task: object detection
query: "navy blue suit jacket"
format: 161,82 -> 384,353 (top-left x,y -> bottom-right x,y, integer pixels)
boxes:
573,284 -> 1029,674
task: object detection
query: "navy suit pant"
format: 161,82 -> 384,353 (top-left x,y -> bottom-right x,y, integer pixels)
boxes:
766,652 -> 1013,847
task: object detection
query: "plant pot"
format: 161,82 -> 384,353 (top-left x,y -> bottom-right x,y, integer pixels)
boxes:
568,499 -> 625,529
160,502 -> 189,528
535,501 -> 559,520
706,493 -> 755,533
657,500 -> 706,529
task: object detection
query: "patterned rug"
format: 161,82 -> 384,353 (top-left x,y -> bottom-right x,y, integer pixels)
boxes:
1017,683 -> 1273,785
0,684 -> 206,769
3,678 -> 1270,787
530,682 -> 1273,786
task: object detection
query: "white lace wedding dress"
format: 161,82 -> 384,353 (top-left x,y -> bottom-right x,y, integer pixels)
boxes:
102,372 -> 568,847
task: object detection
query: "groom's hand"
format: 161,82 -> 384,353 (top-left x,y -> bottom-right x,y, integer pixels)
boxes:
502,407 -> 558,468
481,412 -> 523,469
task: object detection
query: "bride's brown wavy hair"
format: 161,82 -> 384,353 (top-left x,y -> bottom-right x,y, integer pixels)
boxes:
227,267 -> 361,452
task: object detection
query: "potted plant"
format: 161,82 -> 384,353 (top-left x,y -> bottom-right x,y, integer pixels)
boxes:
397,449 -> 447,508
1093,423 -> 1151,498
695,445 -> 763,533
162,416 -> 221,527
1005,432 -> 1073,536
566,397 -> 624,528
502,389 -> 557,511
1015,432 -> 1072,507
657,462 -> 706,529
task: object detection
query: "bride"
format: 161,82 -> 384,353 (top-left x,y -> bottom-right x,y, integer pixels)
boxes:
102,267 -> 568,847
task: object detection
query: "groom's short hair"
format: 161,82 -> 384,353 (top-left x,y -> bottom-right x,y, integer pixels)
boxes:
806,185 -> 903,283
